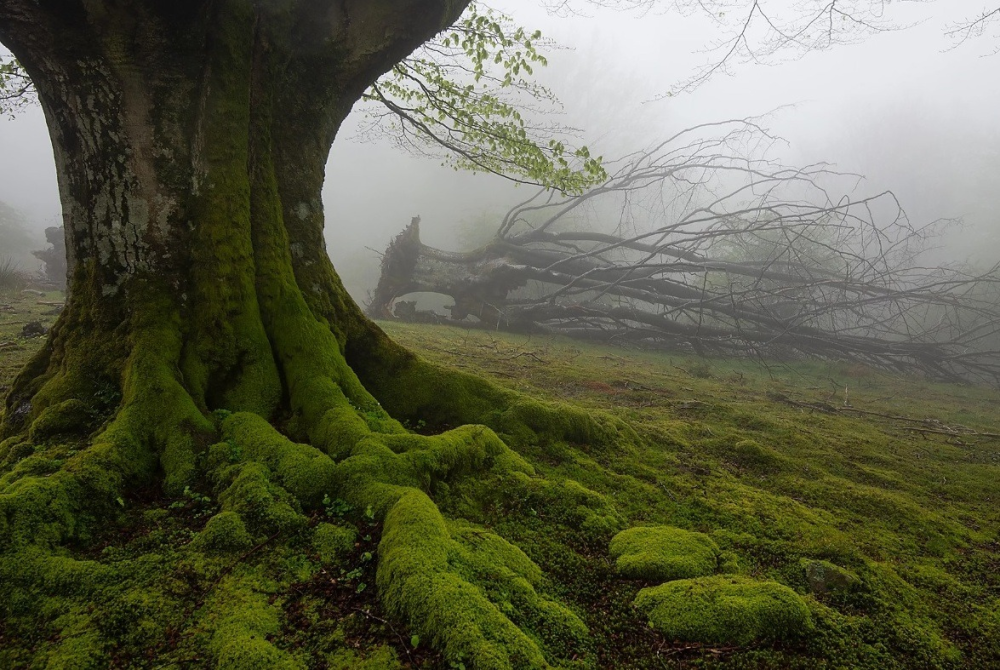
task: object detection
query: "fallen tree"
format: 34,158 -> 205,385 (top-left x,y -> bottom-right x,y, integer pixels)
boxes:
369,121 -> 1000,385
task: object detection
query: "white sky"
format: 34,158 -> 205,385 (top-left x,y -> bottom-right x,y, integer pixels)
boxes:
1,1 -> 997,294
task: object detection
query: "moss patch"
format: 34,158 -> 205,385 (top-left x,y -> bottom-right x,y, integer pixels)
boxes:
191,511 -> 254,554
610,525 -> 721,582
313,522 -> 356,563
634,575 -> 813,646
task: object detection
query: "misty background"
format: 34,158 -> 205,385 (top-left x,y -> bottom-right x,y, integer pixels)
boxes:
1,0 -> 997,301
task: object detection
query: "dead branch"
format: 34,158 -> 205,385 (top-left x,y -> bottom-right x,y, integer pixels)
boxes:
368,120 -> 1000,386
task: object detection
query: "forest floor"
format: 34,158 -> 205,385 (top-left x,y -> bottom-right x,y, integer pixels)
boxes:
1,288 -> 999,668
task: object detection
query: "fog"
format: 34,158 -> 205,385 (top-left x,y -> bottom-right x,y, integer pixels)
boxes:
2,0 -> 997,297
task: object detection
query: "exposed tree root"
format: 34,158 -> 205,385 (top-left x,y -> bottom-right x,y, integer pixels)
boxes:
0,269 -> 639,668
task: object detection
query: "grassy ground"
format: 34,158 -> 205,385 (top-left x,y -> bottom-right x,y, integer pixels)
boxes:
1,290 -> 998,668
0,288 -> 63,397
380,322 -> 1000,668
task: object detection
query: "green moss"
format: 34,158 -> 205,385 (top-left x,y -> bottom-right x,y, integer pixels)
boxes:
352,351 -> 637,459
0,452 -> 65,487
179,0 -> 282,420
312,522 -> 356,563
30,629 -> 107,669
311,404 -> 370,460
633,575 -> 812,646
28,399 -> 93,441
192,511 -> 254,554
489,397 -> 634,456
610,525 -> 720,582
498,473 -> 624,545
447,520 -> 589,659
376,490 -> 552,669
0,276 -> 188,550
0,438 -> 31,468
0,469 -> 95,548
9,264 -> 127,438
221,412 -> 337,508
206,574 -> 302,669
710,437 -> 792,474
0,547 -> 111,597
390,424 -> 535,486
326,645 -> 402,669
215,462 -> 307,538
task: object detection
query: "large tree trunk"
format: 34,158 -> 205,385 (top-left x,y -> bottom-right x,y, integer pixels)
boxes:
0,3 -> 627,667
0,0 -> 452,491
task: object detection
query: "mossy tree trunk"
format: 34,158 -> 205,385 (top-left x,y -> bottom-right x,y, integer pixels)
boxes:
0,2 -> 630,667
0,0 -> 471,442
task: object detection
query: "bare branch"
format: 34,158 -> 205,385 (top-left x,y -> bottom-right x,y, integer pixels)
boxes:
944,5 -> 1000,54
370,119 -> 1000,386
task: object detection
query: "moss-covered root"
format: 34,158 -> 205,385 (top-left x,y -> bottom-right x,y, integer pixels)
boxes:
633,575 -> 813,647
0,282 -> 214,550
377,490 -> 585,669
0,548 -> 113,668
609,525 -> 722,582
0,391 -> 197,550
213,412 -> 586,668
353,351 -> 640,456
338,431 -> 590,667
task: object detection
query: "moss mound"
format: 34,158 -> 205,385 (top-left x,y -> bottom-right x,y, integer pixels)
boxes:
609,525 -> 720,582
376,491 -> 587,669
633,575 -> 812,646
191,510 -> 254,553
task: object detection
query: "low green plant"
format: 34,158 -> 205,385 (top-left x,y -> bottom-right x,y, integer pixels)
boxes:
323,494 -> 353,518
169,485 -> 216,518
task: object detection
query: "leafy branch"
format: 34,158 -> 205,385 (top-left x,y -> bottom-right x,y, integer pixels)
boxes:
0,54 -> 34,118
361,3 -> 607,194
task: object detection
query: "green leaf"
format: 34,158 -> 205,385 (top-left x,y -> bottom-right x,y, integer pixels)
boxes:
361,2 -> 606,194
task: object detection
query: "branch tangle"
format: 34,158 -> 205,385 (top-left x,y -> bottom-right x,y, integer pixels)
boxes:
370,121 -> 1000,385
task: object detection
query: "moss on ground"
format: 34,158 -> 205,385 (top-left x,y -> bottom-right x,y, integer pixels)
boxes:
800,558 -> 859,595
3,300 -> 1000,668
313,522 -> 356,563
610,525 -> 721,581
633,575 -> 812,646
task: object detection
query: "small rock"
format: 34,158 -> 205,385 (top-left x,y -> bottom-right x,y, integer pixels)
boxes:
21,289 -> 45,296
802,559 -> 859,594
21,321 -> 48,338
